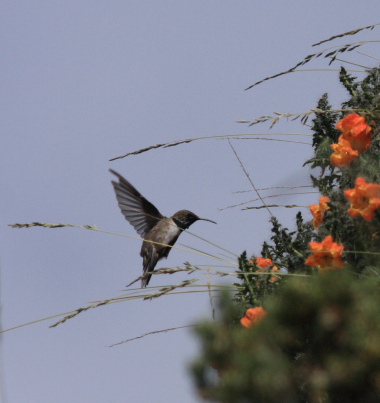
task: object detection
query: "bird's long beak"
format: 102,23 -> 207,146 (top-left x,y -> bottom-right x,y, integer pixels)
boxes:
198,217 -> 217,224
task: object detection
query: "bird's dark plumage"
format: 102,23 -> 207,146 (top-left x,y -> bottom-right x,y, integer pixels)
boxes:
110,170 -> 216,287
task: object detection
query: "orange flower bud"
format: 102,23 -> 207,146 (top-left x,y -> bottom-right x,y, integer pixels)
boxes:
269,265 -> 280,283
256,257 -> 273,270
240,307 -> 267,328
254,257 -> 280,284
310,196 -> 331,229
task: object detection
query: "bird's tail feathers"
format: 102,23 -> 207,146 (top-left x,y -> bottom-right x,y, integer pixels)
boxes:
141,243 -> 159,288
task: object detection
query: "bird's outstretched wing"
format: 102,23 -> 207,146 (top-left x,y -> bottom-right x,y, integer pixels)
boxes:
110,170 -> 164,237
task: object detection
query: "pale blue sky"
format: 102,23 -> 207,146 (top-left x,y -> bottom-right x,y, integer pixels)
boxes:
2,2 -> 380,402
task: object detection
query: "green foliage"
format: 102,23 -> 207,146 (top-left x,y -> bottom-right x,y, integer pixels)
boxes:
261,213 -> 313,274
342,66 -> 380,111
304,93 -> 341,179
311,93 -> 341,149
234,251 -> 256,307
191,273 -> 380,403
234,250 -> 281,309
339,66 -> 359,98
234,214 -> 313,311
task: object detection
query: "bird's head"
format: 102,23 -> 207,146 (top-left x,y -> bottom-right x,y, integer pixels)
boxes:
172,210 -> 216,230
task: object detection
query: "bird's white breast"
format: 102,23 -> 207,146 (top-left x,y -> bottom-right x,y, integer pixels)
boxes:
159,218 -> 182,245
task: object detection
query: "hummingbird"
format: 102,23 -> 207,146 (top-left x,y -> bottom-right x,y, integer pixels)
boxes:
110,170 -> 216,287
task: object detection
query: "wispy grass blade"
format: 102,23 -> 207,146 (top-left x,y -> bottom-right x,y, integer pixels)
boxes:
245,40 -> 378,90
227,137 -> 312,145
108,324 -> 196,347
219,191 -> 318,211
184,229 -> 239,258
1,263 -> 307,332
234,185 -> 313,194
109,133 -> 310,161
242,204 -> 307,210
228,139 -> 273,218
8,222 -> 229,263
312,23 -> 380,47
238,108 -> 373,128
356,51 -> 380,61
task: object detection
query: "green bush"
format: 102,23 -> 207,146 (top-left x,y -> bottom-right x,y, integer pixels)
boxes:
191,273 -> 380,403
